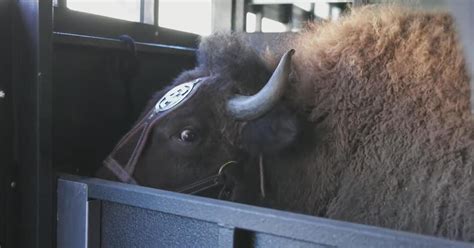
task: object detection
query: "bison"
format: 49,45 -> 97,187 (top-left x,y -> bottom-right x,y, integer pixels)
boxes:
97,6 -> 474,242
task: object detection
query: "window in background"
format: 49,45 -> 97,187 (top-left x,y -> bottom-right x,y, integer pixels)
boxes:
67,0 -> 141,22
314,2 -> 330,19
330,6 -> 342,20
246,13 -> 288,33
246,12 -> 257,33
159,0 -> 212,36
294,3 -> 312,11
261,17 -> 286,33
65,0 -> 212,36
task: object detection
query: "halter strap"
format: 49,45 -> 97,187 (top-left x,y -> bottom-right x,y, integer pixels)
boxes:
101,77 -> 267,201
175,161 -> 237,195
104,157 -> 138,184
103,78 -> 205,184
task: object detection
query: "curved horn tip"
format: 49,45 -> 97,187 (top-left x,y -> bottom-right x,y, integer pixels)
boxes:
227,49 -> 295,121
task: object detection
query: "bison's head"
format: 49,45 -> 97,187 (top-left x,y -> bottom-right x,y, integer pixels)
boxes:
98,34 -> 302,205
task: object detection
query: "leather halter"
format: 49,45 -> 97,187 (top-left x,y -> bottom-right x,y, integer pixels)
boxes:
103,77 -> 267,200
102,77 -> 237,198
103,78 -> 204,184
174,161 -> 238,198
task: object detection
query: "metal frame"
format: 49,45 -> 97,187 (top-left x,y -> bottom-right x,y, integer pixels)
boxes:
53,32 -> 196,56
56,0 -> 159,26
6,1 -> 197,248
247,2 -> 353,31
57,0 -> 247,34
58,175 -> 472,248
0,0 -> 16,247
4,1 -> 473,247
54,7 -> 200,48
12,0 -> 54,247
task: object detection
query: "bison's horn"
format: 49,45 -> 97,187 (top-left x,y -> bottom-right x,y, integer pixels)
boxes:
227,49 -> 295,121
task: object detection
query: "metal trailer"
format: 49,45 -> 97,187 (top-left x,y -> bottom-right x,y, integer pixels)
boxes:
57,175 -> 473,248
1,0 -> 473,248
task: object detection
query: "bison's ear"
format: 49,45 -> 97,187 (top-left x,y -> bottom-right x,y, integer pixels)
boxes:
196,33 -> 269,83
241,104 -> 300,155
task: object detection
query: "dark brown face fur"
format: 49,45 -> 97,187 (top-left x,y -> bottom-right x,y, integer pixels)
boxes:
132,81 -> 242,191
133,84 -> 229,190
95,33 -> 304,206
130,68 -> 301,203
102,31 -> 301,204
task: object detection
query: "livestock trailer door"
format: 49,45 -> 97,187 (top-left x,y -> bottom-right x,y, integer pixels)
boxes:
57,175 -> 473,248
3,0 -> 474,248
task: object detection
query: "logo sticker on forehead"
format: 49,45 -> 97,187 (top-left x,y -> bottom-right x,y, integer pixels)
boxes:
155,79 -> 200,113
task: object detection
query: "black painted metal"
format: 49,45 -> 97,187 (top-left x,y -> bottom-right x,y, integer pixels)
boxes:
53,32 -> 196,56
9,1 -> 472,247
10,1 -> 198,246
13,0 -> 54,247
52,34 -> 196,176
57,175 -> 473,248
102,201 -> 220,248
88,200 -> 102,248
0,1 -> 17,248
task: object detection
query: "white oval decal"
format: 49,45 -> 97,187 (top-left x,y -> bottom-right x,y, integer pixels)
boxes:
155,81 -> 196,112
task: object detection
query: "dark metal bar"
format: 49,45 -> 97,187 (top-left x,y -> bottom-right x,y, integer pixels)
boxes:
255,11 -> 263,32
233,0 -> 247,32
53,32 -> 196,56
56,0 -> 67,9
59,175 -> 473,248
14,0 -> 54,247
88,200 -> 101,248
54,7 -> 199,48
57,180 -> 88,248
154,0 -> 159,26
140,0 -> 145,23
0,0 -> 16,247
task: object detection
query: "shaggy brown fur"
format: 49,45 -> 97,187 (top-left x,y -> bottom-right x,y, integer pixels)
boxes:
263,6 -> 474,241
100,5 -> 474,242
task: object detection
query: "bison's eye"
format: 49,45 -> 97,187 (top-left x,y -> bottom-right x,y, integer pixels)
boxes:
179,129 -> 197,143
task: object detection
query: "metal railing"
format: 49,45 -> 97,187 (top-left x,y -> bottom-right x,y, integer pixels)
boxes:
57,175 -> 473,248
53,32 -> 196,56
